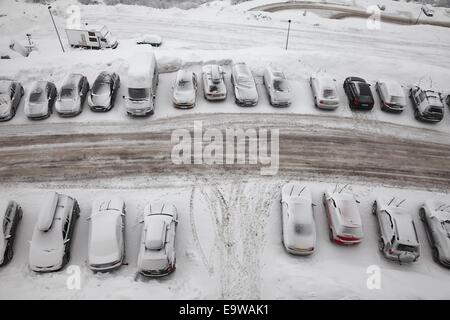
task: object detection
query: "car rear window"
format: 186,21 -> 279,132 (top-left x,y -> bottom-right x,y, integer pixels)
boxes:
29,90 -> 45,103
396,244 -> 418,253
323,88 -> 336,99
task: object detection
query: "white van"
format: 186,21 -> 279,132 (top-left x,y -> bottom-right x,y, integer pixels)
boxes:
124,51 -> 158,116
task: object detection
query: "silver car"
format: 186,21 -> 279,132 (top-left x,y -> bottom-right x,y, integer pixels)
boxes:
55,73 -> 89,117
24,81 -> 57,120
281,183 -> 316,255
0,200 -> 22,266
0,80 -> 24,121
29,192 -> 80,272
263,67 -> 291,107
373,196 -> 420,264
420,201 -> 450,267
137,202 -> 178,277
202,64 -> 227,101
172,70 -> 197,108
231,62 -> 258,106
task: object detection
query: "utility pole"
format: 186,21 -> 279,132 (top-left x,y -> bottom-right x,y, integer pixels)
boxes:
285,19 -> 291,50
48,5 -> 65,53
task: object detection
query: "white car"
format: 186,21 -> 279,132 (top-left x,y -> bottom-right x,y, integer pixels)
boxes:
373,197 -> 420,263
323,188 -> 363,245
263,67 -> 291,107
202,64 -> 227,101
172,70 -> 197,108
136,34 -> 162,47
281,183 -> 316,255
420,201 -> 450,267
310,74 -> 339,110
29,192 -> 80,272
88,196 -> 126,272
0,200 -> 22,266
55,73 -> 89,117
375,80 -> 406,112
24,80 -> 57,120
137,202 -> 178,277
231,62 -> 258,106
0,80 -> 24,121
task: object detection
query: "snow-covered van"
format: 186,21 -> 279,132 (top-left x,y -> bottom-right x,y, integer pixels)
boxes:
124,51 -> 159,116
65,25 -> 118,50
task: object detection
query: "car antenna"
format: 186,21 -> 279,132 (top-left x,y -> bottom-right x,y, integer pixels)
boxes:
339,184 -> 348,193
388,197 -> 395,206
289,184 -> 294,196
333,183 -> 338,193
298,186 -> 306,196
396,199 -> 405,207
436,203 -> 446,211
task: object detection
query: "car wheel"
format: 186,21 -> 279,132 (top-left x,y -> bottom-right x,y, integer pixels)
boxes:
419,208 -> 425,221
432,247 -> 439,263
6,247 -> 13,262
329,228 -> 334,242
21,87 -> 24,96
378,239 -> 384,252
414,109 -> 420,120
372,202 -> 377,216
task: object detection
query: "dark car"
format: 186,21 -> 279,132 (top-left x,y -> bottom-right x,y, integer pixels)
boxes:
0,80 -> 24,122
409,86 -> 443,123
0,200 -> 23,266
88,71 -> 121,112
343,77 -> 374,110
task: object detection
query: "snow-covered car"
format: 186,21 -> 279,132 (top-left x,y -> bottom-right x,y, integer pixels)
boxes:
375,80 -> 406,113
343,77 -> 374,110
24,80 -> 57,120
372,197 -> 420,263
0,80 -> 24,121
231,62 -> 258,107
263,67 -> 291,107
172,69 -> 197,108
55,73 -> 89,117
0,200 -> 22,266
446,94 -> 450,108
310,74 -> 339,110
323,188 -> 363,245
202,64 -> 227,101
420,201 -> 450,267
281,183 -> 316,255
29,192 -> 80,272
137,202 -> 178,277
409,86 -> 444,123
421,4 -> 435,17
88,71 -> 121,112
136,34 -> 162,47
88,196 -> 126,272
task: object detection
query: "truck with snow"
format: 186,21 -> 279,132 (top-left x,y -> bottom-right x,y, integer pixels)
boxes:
65,25 -> 118,50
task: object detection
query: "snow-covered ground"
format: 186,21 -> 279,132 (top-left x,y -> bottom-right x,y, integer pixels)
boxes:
0,0 -> 450,300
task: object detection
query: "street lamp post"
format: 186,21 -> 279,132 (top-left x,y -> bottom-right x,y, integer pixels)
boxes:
48,5 -> 65,53
285,19 -> 291,50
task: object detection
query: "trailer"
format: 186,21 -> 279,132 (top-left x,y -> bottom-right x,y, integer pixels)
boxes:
65,25 -> 118,50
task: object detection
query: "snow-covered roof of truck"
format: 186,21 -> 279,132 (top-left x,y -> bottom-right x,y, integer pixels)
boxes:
127,51 -> 156,88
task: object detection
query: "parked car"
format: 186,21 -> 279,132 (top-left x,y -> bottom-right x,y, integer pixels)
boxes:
29,192 -> 80,272
202,64 -> 227,101
343,77 -> 374,110
372,197 -> 420,263
409,86 -> 444,122
172,70 -> 197,108
24,80 -> 57,120
310,74 -> 339,110
0,200 -> 22,266
375,80 -> 406,113
137,202 -> 178,277
446,94 -> 450,108
136,34 -> 162,47
323,188 -> 363,245
231,62 -> 258,106
281,183 -> 316,255
420,201 -> 450,267
0,80 -> 24,121
263,67 -> 291,107
55,73 -> 89,117
88,196 -> 126,272
88,71 -> 120,112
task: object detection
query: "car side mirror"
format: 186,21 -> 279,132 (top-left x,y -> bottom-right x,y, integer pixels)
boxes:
5,234 -> 11,240
122,95 -> 125,99
64,239 -> 70,244
86,217 -> 91,221
312,203 -> 317,207
356,200 -> 361,204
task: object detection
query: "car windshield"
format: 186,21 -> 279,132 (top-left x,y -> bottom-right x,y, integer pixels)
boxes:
29,89 -> 45,103
396,244 -> 418,253
294,223 -> 312,235
323,88 -> 336,99
357,84 -> 372,102
177,79 -> 193,91
60,87 -> 74,99
273,79 -> 289,92
128,88 -> 149,100
93,83 -> 110,96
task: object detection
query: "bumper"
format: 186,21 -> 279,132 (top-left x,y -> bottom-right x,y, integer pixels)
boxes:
173,101 -> 195,109
317,103 -> 338,110
89,259 -> 123,272
27,113 -> 50,120
271,101 -> 291,108
30,262 -> 63,273
382,105 -> 404,113
285,246 -> 315,255
56,110 -> 81,117
417,114 -> 443,123
236,99 -> 258,107
333,236 -> 362,245
90,105 -> 111,112
350,103 -> 373,110
205,93 -> 226,101
127,107 -> 154,116
0,114 -> 13,122
139,265 -> 175,277
383,252 -> 418,263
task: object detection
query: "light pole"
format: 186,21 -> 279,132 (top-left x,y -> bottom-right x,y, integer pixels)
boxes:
415,7 -> 423,25
285,19 -> 291,50
48,5 -> 65,53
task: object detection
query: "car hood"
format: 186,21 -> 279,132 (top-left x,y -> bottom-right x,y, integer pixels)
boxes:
26,102 -> 47,115
56,99 -> 78,112
0,235 -> 5,264
139,250 -> 169,271
272,90 -> 291,102
284,230 -> 316,250
173,90 -> 195,103
235,85 -> 258,100
88,213 -> 122,265
29,244 -> 64,268
0,99 -> 11,116
90,93 -> 111,107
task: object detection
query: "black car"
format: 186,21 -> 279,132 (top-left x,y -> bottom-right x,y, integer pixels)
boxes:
0,80 -> 24,122
343,77 -> 374,110
88,71 -> 121,112
0,201 -> 22,266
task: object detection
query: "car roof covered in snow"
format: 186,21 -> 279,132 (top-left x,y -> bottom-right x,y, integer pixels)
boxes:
145,217 -> 167,250
0,80 -> 12,93
128,51 -> 156,88
315,74 -> 335,90
233,62 -> 252,76
329,191 -> 361,226
61,73 -> 82,88
91,196 -> 124,215
176,69 -> 193,82
379,80 -> 404,97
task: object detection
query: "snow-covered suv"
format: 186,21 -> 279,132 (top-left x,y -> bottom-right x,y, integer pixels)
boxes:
372,197 -> 420,264
409,86 -> 444,122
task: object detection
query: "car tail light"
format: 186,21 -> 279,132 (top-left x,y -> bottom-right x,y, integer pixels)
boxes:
388,248 -> 394,254
319,100 -> 324,104
337,235 -> 358,241
353,99 -> 360,105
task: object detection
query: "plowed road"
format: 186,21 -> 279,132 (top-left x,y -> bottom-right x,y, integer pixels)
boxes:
0,114 -> 449,189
